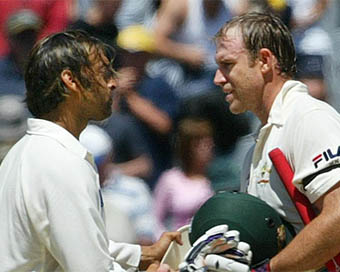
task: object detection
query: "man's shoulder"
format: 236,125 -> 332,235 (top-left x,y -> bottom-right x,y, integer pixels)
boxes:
0,135 -> 79,183
17,134 -> 87,171
287,93 -> 338,122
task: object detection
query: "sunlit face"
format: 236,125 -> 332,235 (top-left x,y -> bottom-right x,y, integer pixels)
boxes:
83,51 -> 117,121
214,27 -> 264,115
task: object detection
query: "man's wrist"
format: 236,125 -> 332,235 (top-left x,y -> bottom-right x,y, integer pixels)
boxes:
139,245 -> 158,271
251,259 -> 271,272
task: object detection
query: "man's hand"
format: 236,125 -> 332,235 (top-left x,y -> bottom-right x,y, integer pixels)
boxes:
140,231 -> 182,270
179,225 -> 252,272
117,67 -> 138,94
147,263 -> 175,272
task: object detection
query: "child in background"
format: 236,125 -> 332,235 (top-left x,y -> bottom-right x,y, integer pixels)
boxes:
153,118 -> 215,237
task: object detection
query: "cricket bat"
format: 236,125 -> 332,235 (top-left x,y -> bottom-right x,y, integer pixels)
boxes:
269,148 -> 340,271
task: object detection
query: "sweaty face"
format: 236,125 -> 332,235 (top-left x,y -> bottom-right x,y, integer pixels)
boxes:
83,51 -> 117,121
214,27 -> 264,115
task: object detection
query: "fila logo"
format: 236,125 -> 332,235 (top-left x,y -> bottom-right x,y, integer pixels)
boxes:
313,146 -> 340,168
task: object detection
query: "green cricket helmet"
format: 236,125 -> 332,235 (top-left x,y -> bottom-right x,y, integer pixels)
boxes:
189,191 -> 294,267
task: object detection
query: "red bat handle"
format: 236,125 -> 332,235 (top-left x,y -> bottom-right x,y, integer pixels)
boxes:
269,148 -> 340,271
269,148 -> 315,224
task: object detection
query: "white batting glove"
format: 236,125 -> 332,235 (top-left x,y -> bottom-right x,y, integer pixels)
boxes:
178,225 -> 252,272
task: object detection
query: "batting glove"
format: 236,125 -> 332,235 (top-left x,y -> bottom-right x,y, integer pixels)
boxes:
178,225 -> 252,272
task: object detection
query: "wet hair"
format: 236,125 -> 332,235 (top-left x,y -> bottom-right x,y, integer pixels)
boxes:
176,118 -> 213,174
215,12 -> 296,77
25,30 -> 116,118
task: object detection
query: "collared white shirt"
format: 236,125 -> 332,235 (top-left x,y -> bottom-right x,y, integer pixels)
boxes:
246,80 -> 340,233
0,118 -> 140,272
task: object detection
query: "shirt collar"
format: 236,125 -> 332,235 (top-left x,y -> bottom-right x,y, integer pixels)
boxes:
267,80 -> 308,126
26,118 -> 96,169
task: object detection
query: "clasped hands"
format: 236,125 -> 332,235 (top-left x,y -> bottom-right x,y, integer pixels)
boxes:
146,224 -> 270,272
178,225 -> 252,272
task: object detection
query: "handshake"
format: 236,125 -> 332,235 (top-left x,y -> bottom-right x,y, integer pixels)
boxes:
163,192 -> 294,272
179,224 -> 252,272
161,192 -> 291,272
177,225 -> 269,272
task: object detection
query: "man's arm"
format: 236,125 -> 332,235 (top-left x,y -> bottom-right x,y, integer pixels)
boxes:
270,182 -> 340,271
117,67 -> 174,135
267,109 -> 340,271
102,154 -> 153,180
154,0 -> 206,67
109,238 -> 181,272
124,91 -> 173,135
292,0 -> 329,29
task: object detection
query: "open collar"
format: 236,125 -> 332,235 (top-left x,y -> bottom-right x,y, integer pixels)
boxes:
267,80 -> 308,126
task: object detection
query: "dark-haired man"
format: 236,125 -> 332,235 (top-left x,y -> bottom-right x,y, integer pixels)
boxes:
0,30 -> 180,271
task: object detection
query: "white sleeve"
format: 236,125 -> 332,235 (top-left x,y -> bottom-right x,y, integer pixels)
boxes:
108,241 -> 141,271
290,108 -> 340,203
22,158 -> 129,271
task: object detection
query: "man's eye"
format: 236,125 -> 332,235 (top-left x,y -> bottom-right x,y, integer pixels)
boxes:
104,70 -> 112,79
102,66 -> 116,80
221,62 -> 233,71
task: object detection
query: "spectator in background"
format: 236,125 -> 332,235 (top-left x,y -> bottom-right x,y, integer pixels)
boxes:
0,0 -> 70,57
0,9 -> 42,97
230,0 -> 292,27
115,25 -> 179,189
68,0 -> 121,51
102,173 -> 157,246
178,88 -> 251,192
288,0 -> 332,101
115,0 -> 157,30
0,95 -> 28,164
150,0 -> 251,191
80,124 -> 157,246
150,0 -> 237,98
71,0 -> 92,21
73,19 -> 153,183
153,118 -> 214,237
101,100 -> 153,181
79,123 -> 114,181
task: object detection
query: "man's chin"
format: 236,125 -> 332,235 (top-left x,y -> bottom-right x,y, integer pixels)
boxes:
92,108 -> 112,121
102,109 -> 113,120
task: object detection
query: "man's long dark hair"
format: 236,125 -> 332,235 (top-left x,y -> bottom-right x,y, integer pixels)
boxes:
25,30 -> 115,118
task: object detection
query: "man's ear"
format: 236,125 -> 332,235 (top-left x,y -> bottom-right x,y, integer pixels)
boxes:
258,48 -> 276,74
61,69 -> 80,95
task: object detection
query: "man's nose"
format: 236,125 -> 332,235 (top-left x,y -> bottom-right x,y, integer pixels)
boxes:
213,69 -> 226,87
108,78 -> 117,90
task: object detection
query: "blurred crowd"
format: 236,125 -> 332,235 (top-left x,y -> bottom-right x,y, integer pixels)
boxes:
0,0 -> 339,245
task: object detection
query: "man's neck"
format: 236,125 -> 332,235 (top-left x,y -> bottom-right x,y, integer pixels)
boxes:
42,106 -> 88,139
258,77 -> 289,125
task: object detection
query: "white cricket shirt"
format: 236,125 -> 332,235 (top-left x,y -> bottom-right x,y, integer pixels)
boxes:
0,118 -> 140,272
246,80 -> 340,233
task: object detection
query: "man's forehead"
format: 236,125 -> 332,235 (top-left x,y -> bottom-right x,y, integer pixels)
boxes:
215,27 -> 245,57
217,27 -> 244,49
